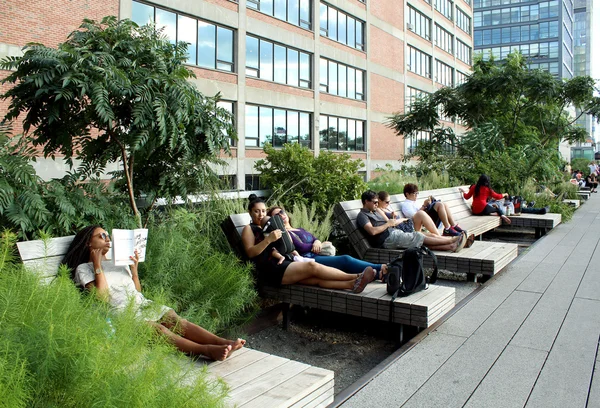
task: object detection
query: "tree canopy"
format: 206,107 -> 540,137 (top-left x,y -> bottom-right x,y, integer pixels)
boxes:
1,16 -> 234,225
388,52 -> 600,190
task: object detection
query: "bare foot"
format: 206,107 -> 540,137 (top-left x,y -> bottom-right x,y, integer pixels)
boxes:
501,215 -> 512,225
205,344 -> 232,361
380,264 -> 388,281
229,338 -> 246,352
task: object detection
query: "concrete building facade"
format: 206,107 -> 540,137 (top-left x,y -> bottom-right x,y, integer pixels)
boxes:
1,0 -> 472,189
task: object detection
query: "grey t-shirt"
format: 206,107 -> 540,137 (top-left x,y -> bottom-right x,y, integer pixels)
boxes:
356,209 -> 390,248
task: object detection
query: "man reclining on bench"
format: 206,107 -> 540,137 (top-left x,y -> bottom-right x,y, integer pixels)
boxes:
357,190 -> 474,252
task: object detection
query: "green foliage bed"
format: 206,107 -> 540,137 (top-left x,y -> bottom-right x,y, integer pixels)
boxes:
0,232 -> 228,408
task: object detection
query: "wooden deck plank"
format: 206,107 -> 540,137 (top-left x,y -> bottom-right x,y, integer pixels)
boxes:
289,380 -> 334,408
228,360 -> 310,404
206,348 -> 272,377
240,366 -> 334,408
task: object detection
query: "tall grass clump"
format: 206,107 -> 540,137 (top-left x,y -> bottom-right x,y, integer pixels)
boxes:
368,167 -> 450,194
287,202 -> 333,241
141,209 -> 258,334
0,230 -> 228,408
515,179 -> 576,222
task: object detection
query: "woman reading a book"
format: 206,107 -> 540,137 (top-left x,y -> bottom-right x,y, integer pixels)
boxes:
241,195 -> 375,293
62,225 -> 244,361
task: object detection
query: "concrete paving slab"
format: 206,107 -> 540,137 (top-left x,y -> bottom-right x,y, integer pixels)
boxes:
525,297 -> 600,408
516,261 -> 564,294
590,360 -> 600,408
577,262 -> 600,302
401,291 -> 540,408
464,345 -> 547,408
339,332 -> 467,408
510,293 -> 572,352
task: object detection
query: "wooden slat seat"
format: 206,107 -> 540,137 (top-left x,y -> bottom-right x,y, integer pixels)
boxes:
221,213 -> 455,330
334,186 -> 521,279
17,236 -> 335,408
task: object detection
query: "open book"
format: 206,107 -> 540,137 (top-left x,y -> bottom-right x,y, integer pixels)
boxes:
111,229 -> 148,266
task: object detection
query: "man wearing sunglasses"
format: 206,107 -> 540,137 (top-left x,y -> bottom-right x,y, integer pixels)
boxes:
356,190 -> 468,253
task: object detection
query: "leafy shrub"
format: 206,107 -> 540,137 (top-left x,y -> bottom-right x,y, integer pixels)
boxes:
255,143 -> 366,217
0,129 -> 135,239
287,202 -> 334,242
140,208 -> 258,334
368,166 -> 450,195
570,158 -> 590,174
0,231 -> 227,407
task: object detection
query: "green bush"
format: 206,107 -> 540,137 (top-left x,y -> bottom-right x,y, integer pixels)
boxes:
287,202 -> 334,242
140,209 -> 258,334
255,143 -> 367,218
570,158 -> 590,175
368,166 -> 450,195
0,231 -> 227,408
0,128 -> 135,239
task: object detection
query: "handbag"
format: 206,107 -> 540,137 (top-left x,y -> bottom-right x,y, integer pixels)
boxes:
319,241 -> 336,256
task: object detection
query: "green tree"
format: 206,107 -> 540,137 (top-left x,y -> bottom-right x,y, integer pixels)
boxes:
1,17 -> 234,226
389,52 -> 600,190
255,143 -> 366,217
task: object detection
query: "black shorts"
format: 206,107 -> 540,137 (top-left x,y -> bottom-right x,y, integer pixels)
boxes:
426,202 -> 442,228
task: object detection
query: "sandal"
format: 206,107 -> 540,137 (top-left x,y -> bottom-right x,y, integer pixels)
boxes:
453,234 -> 467,253
464,232 -> 475,249
353,267 -> 375,293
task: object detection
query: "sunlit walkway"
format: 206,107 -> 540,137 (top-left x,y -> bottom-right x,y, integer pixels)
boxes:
337,195 -> 600,408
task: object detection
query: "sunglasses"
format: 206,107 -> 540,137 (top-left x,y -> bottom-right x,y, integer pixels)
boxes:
95,232 -> 110,240
272,210 -> 286,216
384,200 -> 391,204
370,199 -> 379,204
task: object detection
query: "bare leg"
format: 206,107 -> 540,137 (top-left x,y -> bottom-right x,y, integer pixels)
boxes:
296,277 -> 356,289
161,310 -> 246,352
413,210 -> 441,235
282,262 -> 357,285
152,323 -> 232,360
423,235 -> 459,251
433,202 -> 455,229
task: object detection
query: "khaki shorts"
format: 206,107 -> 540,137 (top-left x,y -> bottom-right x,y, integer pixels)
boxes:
383,229 -> 425,249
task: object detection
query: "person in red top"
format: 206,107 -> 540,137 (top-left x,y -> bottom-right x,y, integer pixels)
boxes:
459,174 -> 512,225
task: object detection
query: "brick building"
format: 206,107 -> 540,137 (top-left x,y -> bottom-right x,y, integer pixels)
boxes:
0,0 -> 472,189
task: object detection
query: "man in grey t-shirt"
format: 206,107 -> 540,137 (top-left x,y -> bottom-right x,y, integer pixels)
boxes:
356,190 -> 467,252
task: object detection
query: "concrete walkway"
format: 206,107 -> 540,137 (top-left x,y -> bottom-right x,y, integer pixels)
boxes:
337,196 -> 600,408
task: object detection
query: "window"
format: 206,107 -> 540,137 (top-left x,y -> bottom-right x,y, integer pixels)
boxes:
320,3 -> 365,50
456,7 -> 471,34
456,39 -> 472,64
408,46 -> 432,78
435,59 -> 454,86
245,105 -> 311,148
435,0 -> 453,21
247,0 -> 311,29
245,174 -> 268,190
408,6 -> 432,41
218,175 -> 237,190
406,130 -> 431,154
132,1 -> 234,72
320,58 -> 365,100
319,115 -> 365,151
455,70 -> 468,85
246,36 -> 311,88
435,24 -> 454,54
217,100 -> 235,145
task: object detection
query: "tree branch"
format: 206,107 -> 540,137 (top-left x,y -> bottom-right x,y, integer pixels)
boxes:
109,129 -> 141,227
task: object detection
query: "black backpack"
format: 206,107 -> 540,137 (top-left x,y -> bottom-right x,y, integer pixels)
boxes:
386,246 -> 438,300
263,214 -> 296,257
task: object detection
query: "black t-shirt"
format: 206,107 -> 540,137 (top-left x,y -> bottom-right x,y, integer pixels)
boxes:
356,209 -> 390,248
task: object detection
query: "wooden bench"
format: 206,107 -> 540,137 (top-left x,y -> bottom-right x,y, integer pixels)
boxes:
222,213 -> 455,338
17,236 -> 335,408
334,186 -> 520,281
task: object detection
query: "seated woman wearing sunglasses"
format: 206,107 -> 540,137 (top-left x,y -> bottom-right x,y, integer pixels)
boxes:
267,206 -> 388,280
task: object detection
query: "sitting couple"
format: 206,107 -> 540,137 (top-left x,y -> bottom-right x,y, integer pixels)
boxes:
358,190 -> 474,252
379,184 -> 465,237
241,195 -> 387,294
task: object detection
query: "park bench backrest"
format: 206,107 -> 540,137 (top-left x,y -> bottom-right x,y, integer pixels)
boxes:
17,236 -> 75,279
